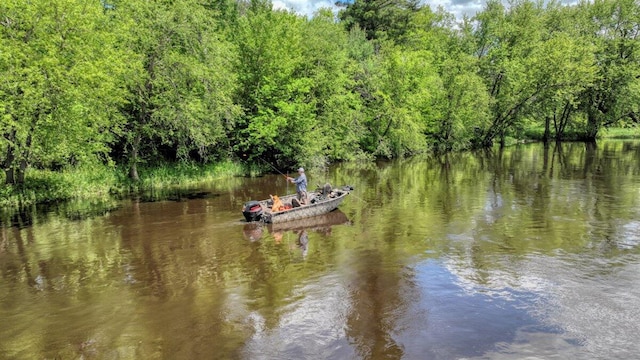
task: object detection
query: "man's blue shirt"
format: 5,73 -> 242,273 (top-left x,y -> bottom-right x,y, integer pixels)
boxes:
293,174 -> 307,193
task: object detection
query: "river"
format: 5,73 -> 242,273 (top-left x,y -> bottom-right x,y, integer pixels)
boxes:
1,141 -> 640,359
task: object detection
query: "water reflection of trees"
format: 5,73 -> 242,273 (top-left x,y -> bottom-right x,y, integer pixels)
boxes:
331,141 -> 640,287
343,249 -> 410,359
110,199 -> 255,357
463,142 -> 640,253
330,142 -> 640,358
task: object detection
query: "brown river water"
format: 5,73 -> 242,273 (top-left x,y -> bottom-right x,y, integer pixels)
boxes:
2,141 -> 640,359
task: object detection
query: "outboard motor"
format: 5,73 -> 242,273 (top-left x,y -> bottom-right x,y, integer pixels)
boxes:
242,200 -> 263,222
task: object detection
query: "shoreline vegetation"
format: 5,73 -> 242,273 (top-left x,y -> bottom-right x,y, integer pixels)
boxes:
1,133 -> 638,213
522,127 -> 640,142
0,160 -> 253,209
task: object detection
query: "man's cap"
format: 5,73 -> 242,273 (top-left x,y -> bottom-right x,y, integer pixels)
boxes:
298,167 -> 304,172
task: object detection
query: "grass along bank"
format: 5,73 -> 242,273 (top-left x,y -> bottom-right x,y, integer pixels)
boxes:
598,127 -> 640,139
520,126 -> 640,142
124,161 -> 252,191
0,160 -> 252,209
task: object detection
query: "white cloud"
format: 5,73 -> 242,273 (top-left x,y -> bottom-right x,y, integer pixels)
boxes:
272,0 -> 289,11
276,0 -> 589,19
274,0 -> 488,19
274,0 -> 341,17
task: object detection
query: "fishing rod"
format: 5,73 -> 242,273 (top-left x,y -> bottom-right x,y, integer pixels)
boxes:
242,153 -> 289,179
257,156 -> 289,179
244,154 -> 292,193
255,155 -> 291,193
347,191 -> 368,203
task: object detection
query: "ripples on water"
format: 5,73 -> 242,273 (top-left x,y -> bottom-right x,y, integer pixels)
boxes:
1,141 -> 640,359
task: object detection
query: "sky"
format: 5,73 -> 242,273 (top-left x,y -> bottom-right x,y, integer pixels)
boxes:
271,0 -> 487,20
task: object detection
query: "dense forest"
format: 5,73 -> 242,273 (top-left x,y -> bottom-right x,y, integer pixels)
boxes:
1,0 -> 639,193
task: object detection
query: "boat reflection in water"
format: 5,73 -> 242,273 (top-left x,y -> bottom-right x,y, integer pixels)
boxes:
242,210 -> 351,253
242,222 -> 265,242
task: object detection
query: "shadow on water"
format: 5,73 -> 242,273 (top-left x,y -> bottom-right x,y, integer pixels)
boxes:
134,189 -> 222,203
0,188 -> 225,229
0,199 -> 121,229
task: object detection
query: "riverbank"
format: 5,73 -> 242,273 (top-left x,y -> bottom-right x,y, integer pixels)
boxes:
2,127 -> 638,211
598,127 -> 640,139
522,127 -> 640,141
0,160 -> 254,210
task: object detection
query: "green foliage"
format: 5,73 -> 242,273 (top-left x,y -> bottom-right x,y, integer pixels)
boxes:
361,46 -> 436,157
131,161 -> 246,190
113,0 -> 239,179
598,127 -> 640,139
0,165 -> 117,208
301,10 -> 368,163
470,0 -> 639,144
2,0 -> 640,208
408,8 -> 491,151
0,161 -> 248,209
338,0 -> 421,44
232,5 -> 319,167
0,0 -> 126,184
573,0 -> 640,139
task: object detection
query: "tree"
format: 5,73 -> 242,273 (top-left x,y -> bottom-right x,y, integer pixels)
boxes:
473,0 -> 541,146
575,0 -> 640,140
0,0 -> 126,184
112,0 -> 239,180
532,2 -> 596,142
301,9 -> 367,162
472,0 -> 598,146
232,2 -> 321,168
409,8 -> 491,151
353,45 -> 439,157
338,0 -> 421,45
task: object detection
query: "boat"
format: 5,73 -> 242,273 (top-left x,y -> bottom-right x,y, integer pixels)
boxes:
242,184 -> 351,224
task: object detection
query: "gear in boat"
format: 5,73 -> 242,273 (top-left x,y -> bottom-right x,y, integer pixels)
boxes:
242,184 -> 353,223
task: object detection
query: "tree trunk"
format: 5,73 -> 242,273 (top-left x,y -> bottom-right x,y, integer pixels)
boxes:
543,116 -> 551,143
555,102 -> 571,141
129,134 -> 141,181
16,132 -> 34,185
585,108 -> 599,141
4,168 -> 15,185
17,159 -> 27,184
129,163 -> 139,181
4,147 -> 15,185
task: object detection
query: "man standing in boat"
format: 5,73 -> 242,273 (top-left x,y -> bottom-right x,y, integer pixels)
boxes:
287,167 -> 307,205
